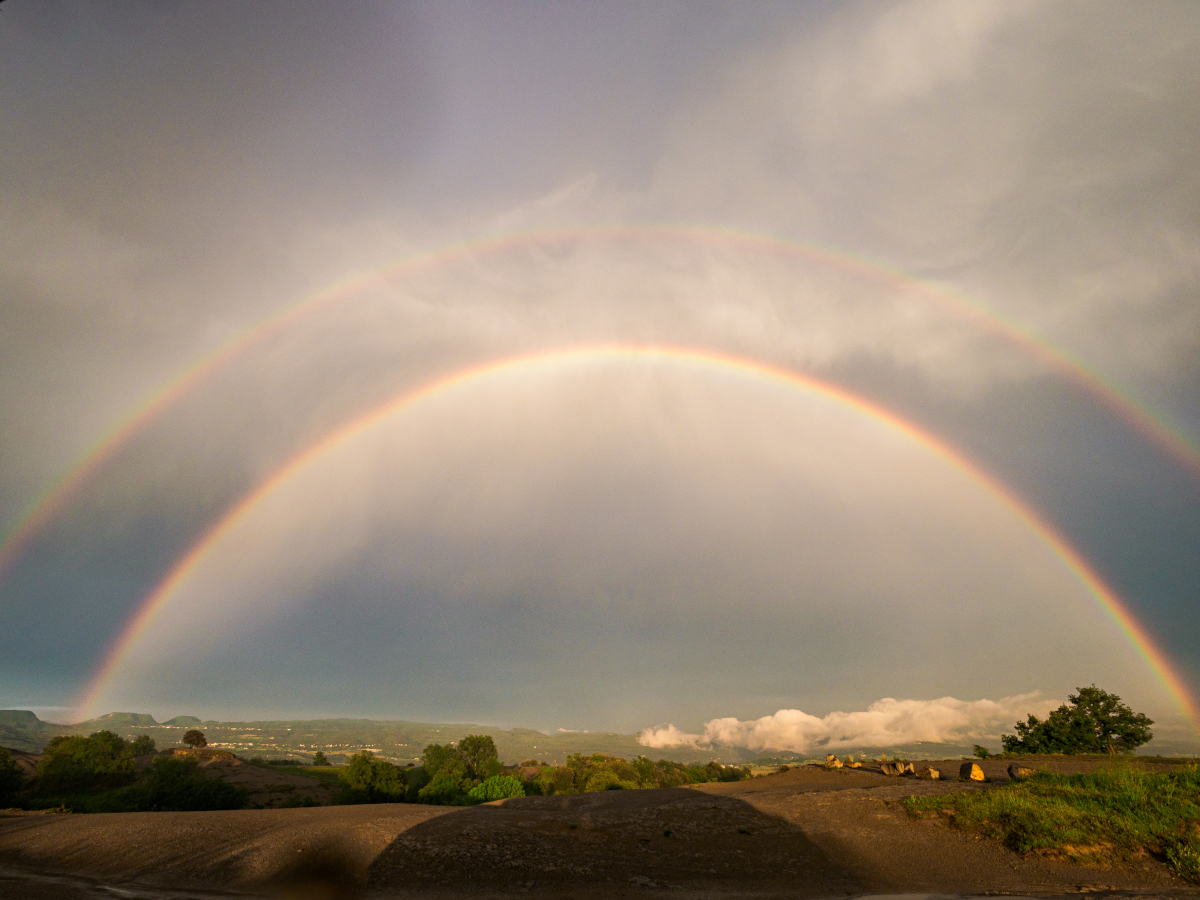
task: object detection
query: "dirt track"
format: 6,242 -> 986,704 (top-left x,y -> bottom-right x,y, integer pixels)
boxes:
2,758 -> 1197,899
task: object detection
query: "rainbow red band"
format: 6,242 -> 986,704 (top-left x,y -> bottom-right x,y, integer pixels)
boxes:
3,225 -> 1199,584
74,345 -> 1200,733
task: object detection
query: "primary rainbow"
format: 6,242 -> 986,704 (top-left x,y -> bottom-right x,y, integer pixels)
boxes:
74,344 -> 1200,732
4,224 -> 1199,583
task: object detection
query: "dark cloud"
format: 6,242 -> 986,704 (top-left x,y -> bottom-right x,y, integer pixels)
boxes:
0,1 -> 1196,735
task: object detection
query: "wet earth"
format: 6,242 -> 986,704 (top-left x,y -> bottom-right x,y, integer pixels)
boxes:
1,758 -> 1197,899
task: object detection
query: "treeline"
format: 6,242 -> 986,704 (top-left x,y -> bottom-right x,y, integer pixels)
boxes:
0,731 -> 246,813
0,729 -> 750,813
334,734 -> 750,806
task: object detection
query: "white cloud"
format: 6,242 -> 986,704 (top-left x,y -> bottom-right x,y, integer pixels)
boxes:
639,693 -> 1061,753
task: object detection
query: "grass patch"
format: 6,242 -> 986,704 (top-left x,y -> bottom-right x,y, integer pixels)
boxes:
904,764 -> 1200,883
269,765 -> 343,785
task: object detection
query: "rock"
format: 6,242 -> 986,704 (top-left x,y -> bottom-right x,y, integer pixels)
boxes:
846,760 -> 862,768
959,762 -> 986,781
915,766 -> 940,780
903,762 -> 915,774
824,754 -> 843,769
1008,764 -> 1036,780
880,762 -> 903,776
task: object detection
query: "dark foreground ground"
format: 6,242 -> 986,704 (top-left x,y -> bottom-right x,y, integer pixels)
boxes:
2,757 -> 1197,900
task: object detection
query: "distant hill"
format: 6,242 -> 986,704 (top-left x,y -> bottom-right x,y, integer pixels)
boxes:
162,716 -> 204,726
0,710 -> 67,752
77,712 -> 160,728
3,709 -> 1194,761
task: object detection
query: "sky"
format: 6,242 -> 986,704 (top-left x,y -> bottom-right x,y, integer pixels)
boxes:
1,0 -> 1198,752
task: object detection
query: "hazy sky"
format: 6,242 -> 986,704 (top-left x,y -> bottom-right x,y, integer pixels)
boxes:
1,1 -> 1197,747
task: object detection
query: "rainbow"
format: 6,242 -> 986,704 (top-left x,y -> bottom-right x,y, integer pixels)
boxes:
4,224 -> 1198,581
73,344 -> 1200,732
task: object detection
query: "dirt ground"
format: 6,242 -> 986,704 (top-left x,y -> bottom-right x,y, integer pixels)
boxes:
1,756 -> 1197,900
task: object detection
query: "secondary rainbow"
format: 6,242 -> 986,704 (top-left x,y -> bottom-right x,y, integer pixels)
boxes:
4,224 -> 1198,582
73,344 -> 1200,732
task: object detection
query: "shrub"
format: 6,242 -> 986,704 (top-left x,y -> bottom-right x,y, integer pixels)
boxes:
124,756 -> 248,811
974,745 -> 991,759
281,795 -> 320,808
130,735 -> 156,756
0,747 -> 24,806
467,775 -> 526,802
337,751 -> 405,803
404,765 -> 431,803
37,731 -> 136,793
1002,686 -> 1153,754
312,751 -> 328,766
417,772 -> 468,805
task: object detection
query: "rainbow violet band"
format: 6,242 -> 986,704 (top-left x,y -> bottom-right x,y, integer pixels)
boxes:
3,225 -> 1199,584
73,344 -> 1200,733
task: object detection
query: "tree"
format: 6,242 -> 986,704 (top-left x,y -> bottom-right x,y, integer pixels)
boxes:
421,743 -> 466,780
417,772 -> 467,805
1002,685 -> 1154,754
130,735 -> 156,756
0,747 -> 25,806
182,730 -> 207,749
312,751 -> 328,766
457,734 -> 502,781
37,731 -> 136,792
338,751 -> 405,802
127,756 -> 247,812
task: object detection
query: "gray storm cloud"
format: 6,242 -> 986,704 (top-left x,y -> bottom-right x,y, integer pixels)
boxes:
1,1 -> 1197,722
638,693 -> 1060,753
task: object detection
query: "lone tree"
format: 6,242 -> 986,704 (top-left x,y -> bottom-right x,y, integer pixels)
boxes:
1002,685 -> 1153,754
312,751 -> 328,766
182,729 -> 207,749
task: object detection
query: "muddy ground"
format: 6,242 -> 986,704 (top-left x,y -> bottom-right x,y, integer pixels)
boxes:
1,756 -> 1197,899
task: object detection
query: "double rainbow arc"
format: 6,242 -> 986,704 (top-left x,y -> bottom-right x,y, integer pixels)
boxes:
74,345 -> 1200,733
3,225 -> 1199,584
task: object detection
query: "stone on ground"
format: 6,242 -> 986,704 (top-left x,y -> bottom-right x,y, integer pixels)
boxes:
959,762 -> 986,782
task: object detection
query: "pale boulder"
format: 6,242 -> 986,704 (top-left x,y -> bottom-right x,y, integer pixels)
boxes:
1007,764 -> 1036,780
915,766 -> 940,780
959,762 -> 986,781
825,754 -> 843,769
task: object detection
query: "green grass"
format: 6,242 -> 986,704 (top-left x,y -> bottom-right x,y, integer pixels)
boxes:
904,764 -> 1200,883
269,765 -> 344,786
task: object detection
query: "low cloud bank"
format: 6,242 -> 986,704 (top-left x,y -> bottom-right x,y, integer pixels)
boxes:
639,694 -> 1059,753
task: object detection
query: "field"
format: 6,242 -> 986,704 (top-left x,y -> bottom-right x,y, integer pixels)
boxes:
3,755 -> 1199,899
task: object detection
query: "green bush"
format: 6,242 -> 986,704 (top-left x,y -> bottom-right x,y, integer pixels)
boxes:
337,751 -> 405,803
467,775 -> 526,802
281,794 -> 320,808
0,747 -> 24,806
404,766 -> 431,803
417,772 -> 468,805
123,756 -> 248,812
130,735 -> 156,756
37,731 -> 136,793
1002,686 -> 1153,754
